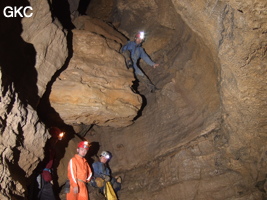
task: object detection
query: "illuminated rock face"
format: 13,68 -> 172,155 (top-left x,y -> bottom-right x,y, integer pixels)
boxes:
0,0 -> 266,199
49,29 -> 142,128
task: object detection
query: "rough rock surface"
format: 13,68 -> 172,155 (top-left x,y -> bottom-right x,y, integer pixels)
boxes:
21,0 -> 68,99
0,0 -> 67,199
49,29 -> 142,127
0,75 -> 48,200
73,16 -> 128,45
0,0 -> 266,199
83,0 -> 267,199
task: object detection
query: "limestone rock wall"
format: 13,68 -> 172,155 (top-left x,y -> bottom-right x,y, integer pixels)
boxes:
0,78 -> 47,199
84,0 -> 267,199
21,0 -> 68,98
0,0 -> 266,199
0,0 -> 68,199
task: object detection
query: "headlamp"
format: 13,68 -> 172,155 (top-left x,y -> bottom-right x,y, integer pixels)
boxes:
82,141 -> 89,149
139,31 -> 145,40
58,132 -> 65,140
78,141 -> 90,149
100,151 -> 110,159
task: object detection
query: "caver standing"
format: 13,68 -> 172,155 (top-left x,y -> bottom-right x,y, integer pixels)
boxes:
67,141 -> 92,200
38,127 -> 64,200
91,151 -> 121,195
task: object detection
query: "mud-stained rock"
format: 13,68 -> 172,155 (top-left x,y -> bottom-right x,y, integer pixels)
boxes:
50,30 -> 142,127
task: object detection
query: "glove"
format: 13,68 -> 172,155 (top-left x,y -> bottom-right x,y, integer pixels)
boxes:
73,186 -> 79,194
103,175 -> 111,182
126,60 -> 133,69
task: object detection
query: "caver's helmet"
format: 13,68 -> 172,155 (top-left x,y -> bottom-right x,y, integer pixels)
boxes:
77,141 -> 90,150
135,31 -> 145,40
100,151 -> 110,159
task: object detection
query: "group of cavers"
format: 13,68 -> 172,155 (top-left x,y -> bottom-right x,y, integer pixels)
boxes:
35,127 -> 121,200
34,32 -> 159,200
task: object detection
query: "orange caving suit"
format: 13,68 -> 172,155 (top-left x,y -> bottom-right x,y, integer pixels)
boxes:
67,154 -> 92,200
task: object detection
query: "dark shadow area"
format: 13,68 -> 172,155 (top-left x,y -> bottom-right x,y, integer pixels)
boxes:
27,125 -> 75,200
129,76 -> 148,120
0,1 -> 40,197
86,141 -> 100,166
0,0 -> 38,108
131,75 -> 148,120
5,111 -> 34,200
131,77 -> 140,92
78,0 -> 91,15
30,30 -> 75,200
133,92 -> 147,120
77,124 -> 94,138
49,0 -> 75,30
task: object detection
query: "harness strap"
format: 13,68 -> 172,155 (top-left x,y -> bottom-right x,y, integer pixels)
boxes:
77,179 -> 86,183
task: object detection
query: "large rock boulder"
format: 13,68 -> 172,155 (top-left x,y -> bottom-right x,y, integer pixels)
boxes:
50,29 -> 142,127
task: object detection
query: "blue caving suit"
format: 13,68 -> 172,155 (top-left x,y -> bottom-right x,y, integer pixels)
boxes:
121,41 -> 155,76
92,161 -> 121,193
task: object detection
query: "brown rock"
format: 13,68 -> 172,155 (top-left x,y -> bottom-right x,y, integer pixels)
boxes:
50,30 -> 142,127
73,15 -> 128,47
21,0 -> 68,98
0,0 -> 67,198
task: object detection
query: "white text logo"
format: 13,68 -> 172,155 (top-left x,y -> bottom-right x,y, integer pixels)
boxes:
3,6 -> 33,18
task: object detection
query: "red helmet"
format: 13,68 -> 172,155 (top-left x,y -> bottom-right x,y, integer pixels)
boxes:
135,31 -> 145,40
77,141 -> 90,150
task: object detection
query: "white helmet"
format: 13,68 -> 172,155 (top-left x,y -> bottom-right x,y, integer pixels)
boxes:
100,151 -> 110,159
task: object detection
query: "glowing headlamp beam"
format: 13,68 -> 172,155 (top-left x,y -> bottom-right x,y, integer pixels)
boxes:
139,31 -> 145,39
58,132 -> 65,140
